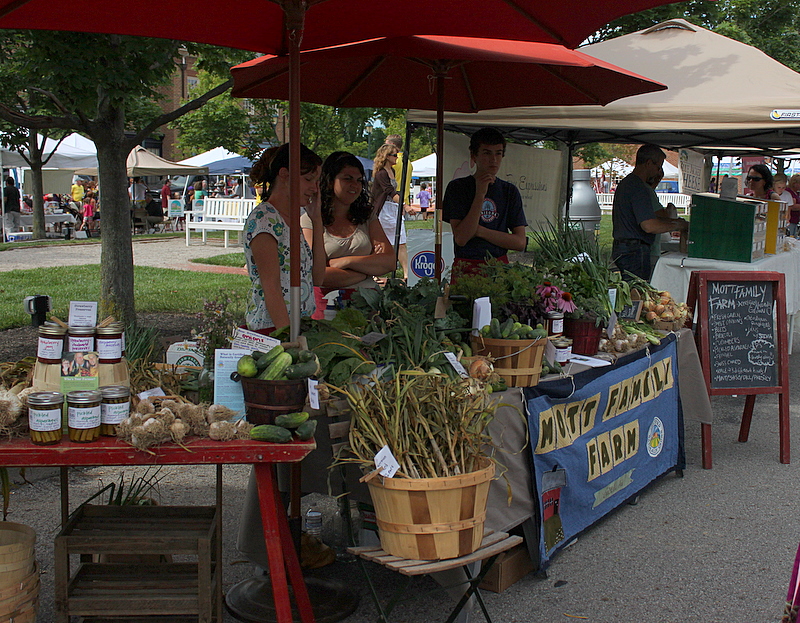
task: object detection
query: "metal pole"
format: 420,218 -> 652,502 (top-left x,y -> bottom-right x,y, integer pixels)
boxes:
434,72 -> 445,282
287,23 -> 302,342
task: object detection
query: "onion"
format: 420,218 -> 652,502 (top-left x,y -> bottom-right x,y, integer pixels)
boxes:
469,358 -> 493,380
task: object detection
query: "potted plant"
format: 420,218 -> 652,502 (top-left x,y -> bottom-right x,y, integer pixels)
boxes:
329,371 -> 499,561
530,220 -> 632,354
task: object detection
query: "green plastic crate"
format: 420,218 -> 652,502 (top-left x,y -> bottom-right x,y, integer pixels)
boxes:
688,193 -> 767,262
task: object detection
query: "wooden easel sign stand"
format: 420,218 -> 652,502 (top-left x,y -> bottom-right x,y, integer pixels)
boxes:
686,271 -> 790,468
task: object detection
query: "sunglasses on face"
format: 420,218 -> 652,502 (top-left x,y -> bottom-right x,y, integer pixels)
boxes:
746,176 -> 763,182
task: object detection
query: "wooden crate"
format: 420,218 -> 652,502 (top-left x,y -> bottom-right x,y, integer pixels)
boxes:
54,505 -> 220,623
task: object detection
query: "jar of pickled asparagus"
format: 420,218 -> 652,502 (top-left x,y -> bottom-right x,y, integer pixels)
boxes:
99,385 -> 130,436
66,390 -> 102,442
27,391 -> 64,445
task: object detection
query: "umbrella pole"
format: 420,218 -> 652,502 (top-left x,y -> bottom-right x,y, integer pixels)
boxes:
434,72 -> 445,282
287,18 -> 302,342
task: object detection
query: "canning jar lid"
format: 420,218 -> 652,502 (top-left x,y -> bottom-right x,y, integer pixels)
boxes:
67,325 -> 96,335
27,391 -> 64,407
99,385 -> 130,399
38,325 -> 66,336
95,325 -> 123,336
66,390 -> 102,404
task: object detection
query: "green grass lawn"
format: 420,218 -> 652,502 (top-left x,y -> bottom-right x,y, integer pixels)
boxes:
0,266 -> 249,330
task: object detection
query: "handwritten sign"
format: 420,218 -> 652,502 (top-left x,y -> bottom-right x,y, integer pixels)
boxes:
707,281 -> 777,388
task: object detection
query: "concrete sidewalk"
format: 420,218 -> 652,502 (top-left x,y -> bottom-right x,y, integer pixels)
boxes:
0,236 -> 245,273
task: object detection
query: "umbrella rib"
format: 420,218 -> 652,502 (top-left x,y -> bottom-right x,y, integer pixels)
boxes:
334,56 -> 388,106
239,63 -> 292,94
0,0 -> 32,18
459,65 -> 478,112
501,0 -> 566,45
540,65 -> 601,105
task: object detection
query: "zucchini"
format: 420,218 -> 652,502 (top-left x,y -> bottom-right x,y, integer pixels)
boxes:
275,411 -> 310,428
284,359 -> 319,380
258,352 -> 293,380
295,419 -> 318,441
256,344 -> 285,370
250,424 -> 292,443
489,318 -> 502,339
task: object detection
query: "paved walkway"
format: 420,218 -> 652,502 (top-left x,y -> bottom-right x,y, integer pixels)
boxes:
0,236 -> 246,274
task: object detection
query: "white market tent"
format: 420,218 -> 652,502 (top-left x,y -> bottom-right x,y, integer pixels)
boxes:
407,19 -> 800,153
76,146 -> 208,176
178,147 -> 241,167
411,153 -> 436,178
1,132 -> 98,170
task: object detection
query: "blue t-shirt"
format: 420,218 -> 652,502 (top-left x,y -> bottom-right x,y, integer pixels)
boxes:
442,176 -> 527,260
612,173 -> 657,245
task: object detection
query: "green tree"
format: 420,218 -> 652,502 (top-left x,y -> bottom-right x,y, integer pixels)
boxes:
0,31 -> 238,323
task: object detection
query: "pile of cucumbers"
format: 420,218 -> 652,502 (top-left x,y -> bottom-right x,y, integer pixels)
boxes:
250,411 -> 317,443
237,344 -> 320,381
480,318 -> 548,341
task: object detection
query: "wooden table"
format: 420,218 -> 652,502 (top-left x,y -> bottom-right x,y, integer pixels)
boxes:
0,436 -> 317,623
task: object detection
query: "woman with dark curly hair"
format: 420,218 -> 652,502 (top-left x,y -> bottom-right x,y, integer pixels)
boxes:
745,164 -> 780,201
302,151 -> 394,318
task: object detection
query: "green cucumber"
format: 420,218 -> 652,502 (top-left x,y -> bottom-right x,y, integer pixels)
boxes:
284,347 -> 302,363
284,359 -> 319,380
490,318 -> 502,339
258,352 -> 293,380
275,411 -> 310,428
500,318 -> 515,338
295,419 -> 318,441
298,350 -> 316,363
256,344 -> 285,370
250,424 -> 292,443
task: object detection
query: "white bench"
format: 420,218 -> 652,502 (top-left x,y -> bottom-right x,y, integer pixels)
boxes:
185,198 -> 257,248
597,192 -> 692,216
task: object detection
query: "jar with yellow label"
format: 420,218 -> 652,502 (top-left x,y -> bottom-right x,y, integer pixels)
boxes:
28,391 -> 64,445
66,390 -> 102,442
99,385 -> 130,436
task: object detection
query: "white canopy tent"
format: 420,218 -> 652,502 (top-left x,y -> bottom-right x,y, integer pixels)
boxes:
411,153 -> 437,178
178,147 -> 241,167
2,133 -> 98,170
408,19 -> 800,153
76,146 -> 208,176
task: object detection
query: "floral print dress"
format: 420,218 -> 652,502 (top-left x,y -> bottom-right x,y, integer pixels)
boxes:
243,202 -> 315,330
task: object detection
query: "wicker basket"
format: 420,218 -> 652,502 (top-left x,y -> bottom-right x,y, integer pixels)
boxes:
0,523 -> 35,588
470,336 -> 546,387
367,459 -> 495,561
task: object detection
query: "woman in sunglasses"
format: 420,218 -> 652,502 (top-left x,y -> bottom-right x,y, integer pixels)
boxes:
745,164 -> 780,201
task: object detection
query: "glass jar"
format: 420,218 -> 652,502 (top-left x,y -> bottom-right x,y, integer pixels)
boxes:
67,325 -> 96,352
99,385 -> 130,436
27,391 -> 64,445
96,324 -> 123,364
552,337 -> 573,364
37,325 -> 67,364
546,311 -> 564,337
66,390 -> 102,442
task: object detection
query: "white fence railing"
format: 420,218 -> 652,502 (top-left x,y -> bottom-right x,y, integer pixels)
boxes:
597,192 -> 692,216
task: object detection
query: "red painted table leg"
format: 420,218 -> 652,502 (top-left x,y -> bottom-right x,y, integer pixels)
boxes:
254,463 -> 316,623
701,423 -> 713,469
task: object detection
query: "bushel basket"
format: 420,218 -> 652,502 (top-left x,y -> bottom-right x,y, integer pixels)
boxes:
471,336 -> 546,387
367,458 -> 495,561
240,377 -> 307,425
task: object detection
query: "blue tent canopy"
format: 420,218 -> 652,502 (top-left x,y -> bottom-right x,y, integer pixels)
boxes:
205,155 -> 254,175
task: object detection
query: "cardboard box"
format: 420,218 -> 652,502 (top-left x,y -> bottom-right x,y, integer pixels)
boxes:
165,341 -> 204,370
478,544 -> 534,593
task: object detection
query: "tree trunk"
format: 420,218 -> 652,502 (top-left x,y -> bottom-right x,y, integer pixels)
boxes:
26,134 -> 46,240
92,108 -> 136,325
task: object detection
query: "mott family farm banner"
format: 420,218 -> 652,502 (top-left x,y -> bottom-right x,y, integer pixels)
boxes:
525,335 -> 682,568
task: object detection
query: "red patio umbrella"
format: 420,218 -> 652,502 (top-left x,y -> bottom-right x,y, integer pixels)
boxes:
230,35 -> 666,278
0,0 -> 682,335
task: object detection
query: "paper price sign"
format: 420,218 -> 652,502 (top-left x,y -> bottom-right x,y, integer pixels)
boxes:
374,445 -> 400,478
444,352 -> 469,378
307,379 -> 320,410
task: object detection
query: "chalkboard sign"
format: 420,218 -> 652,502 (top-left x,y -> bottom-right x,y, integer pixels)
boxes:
706,281 -> 777,388
686,270 -> 790,467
